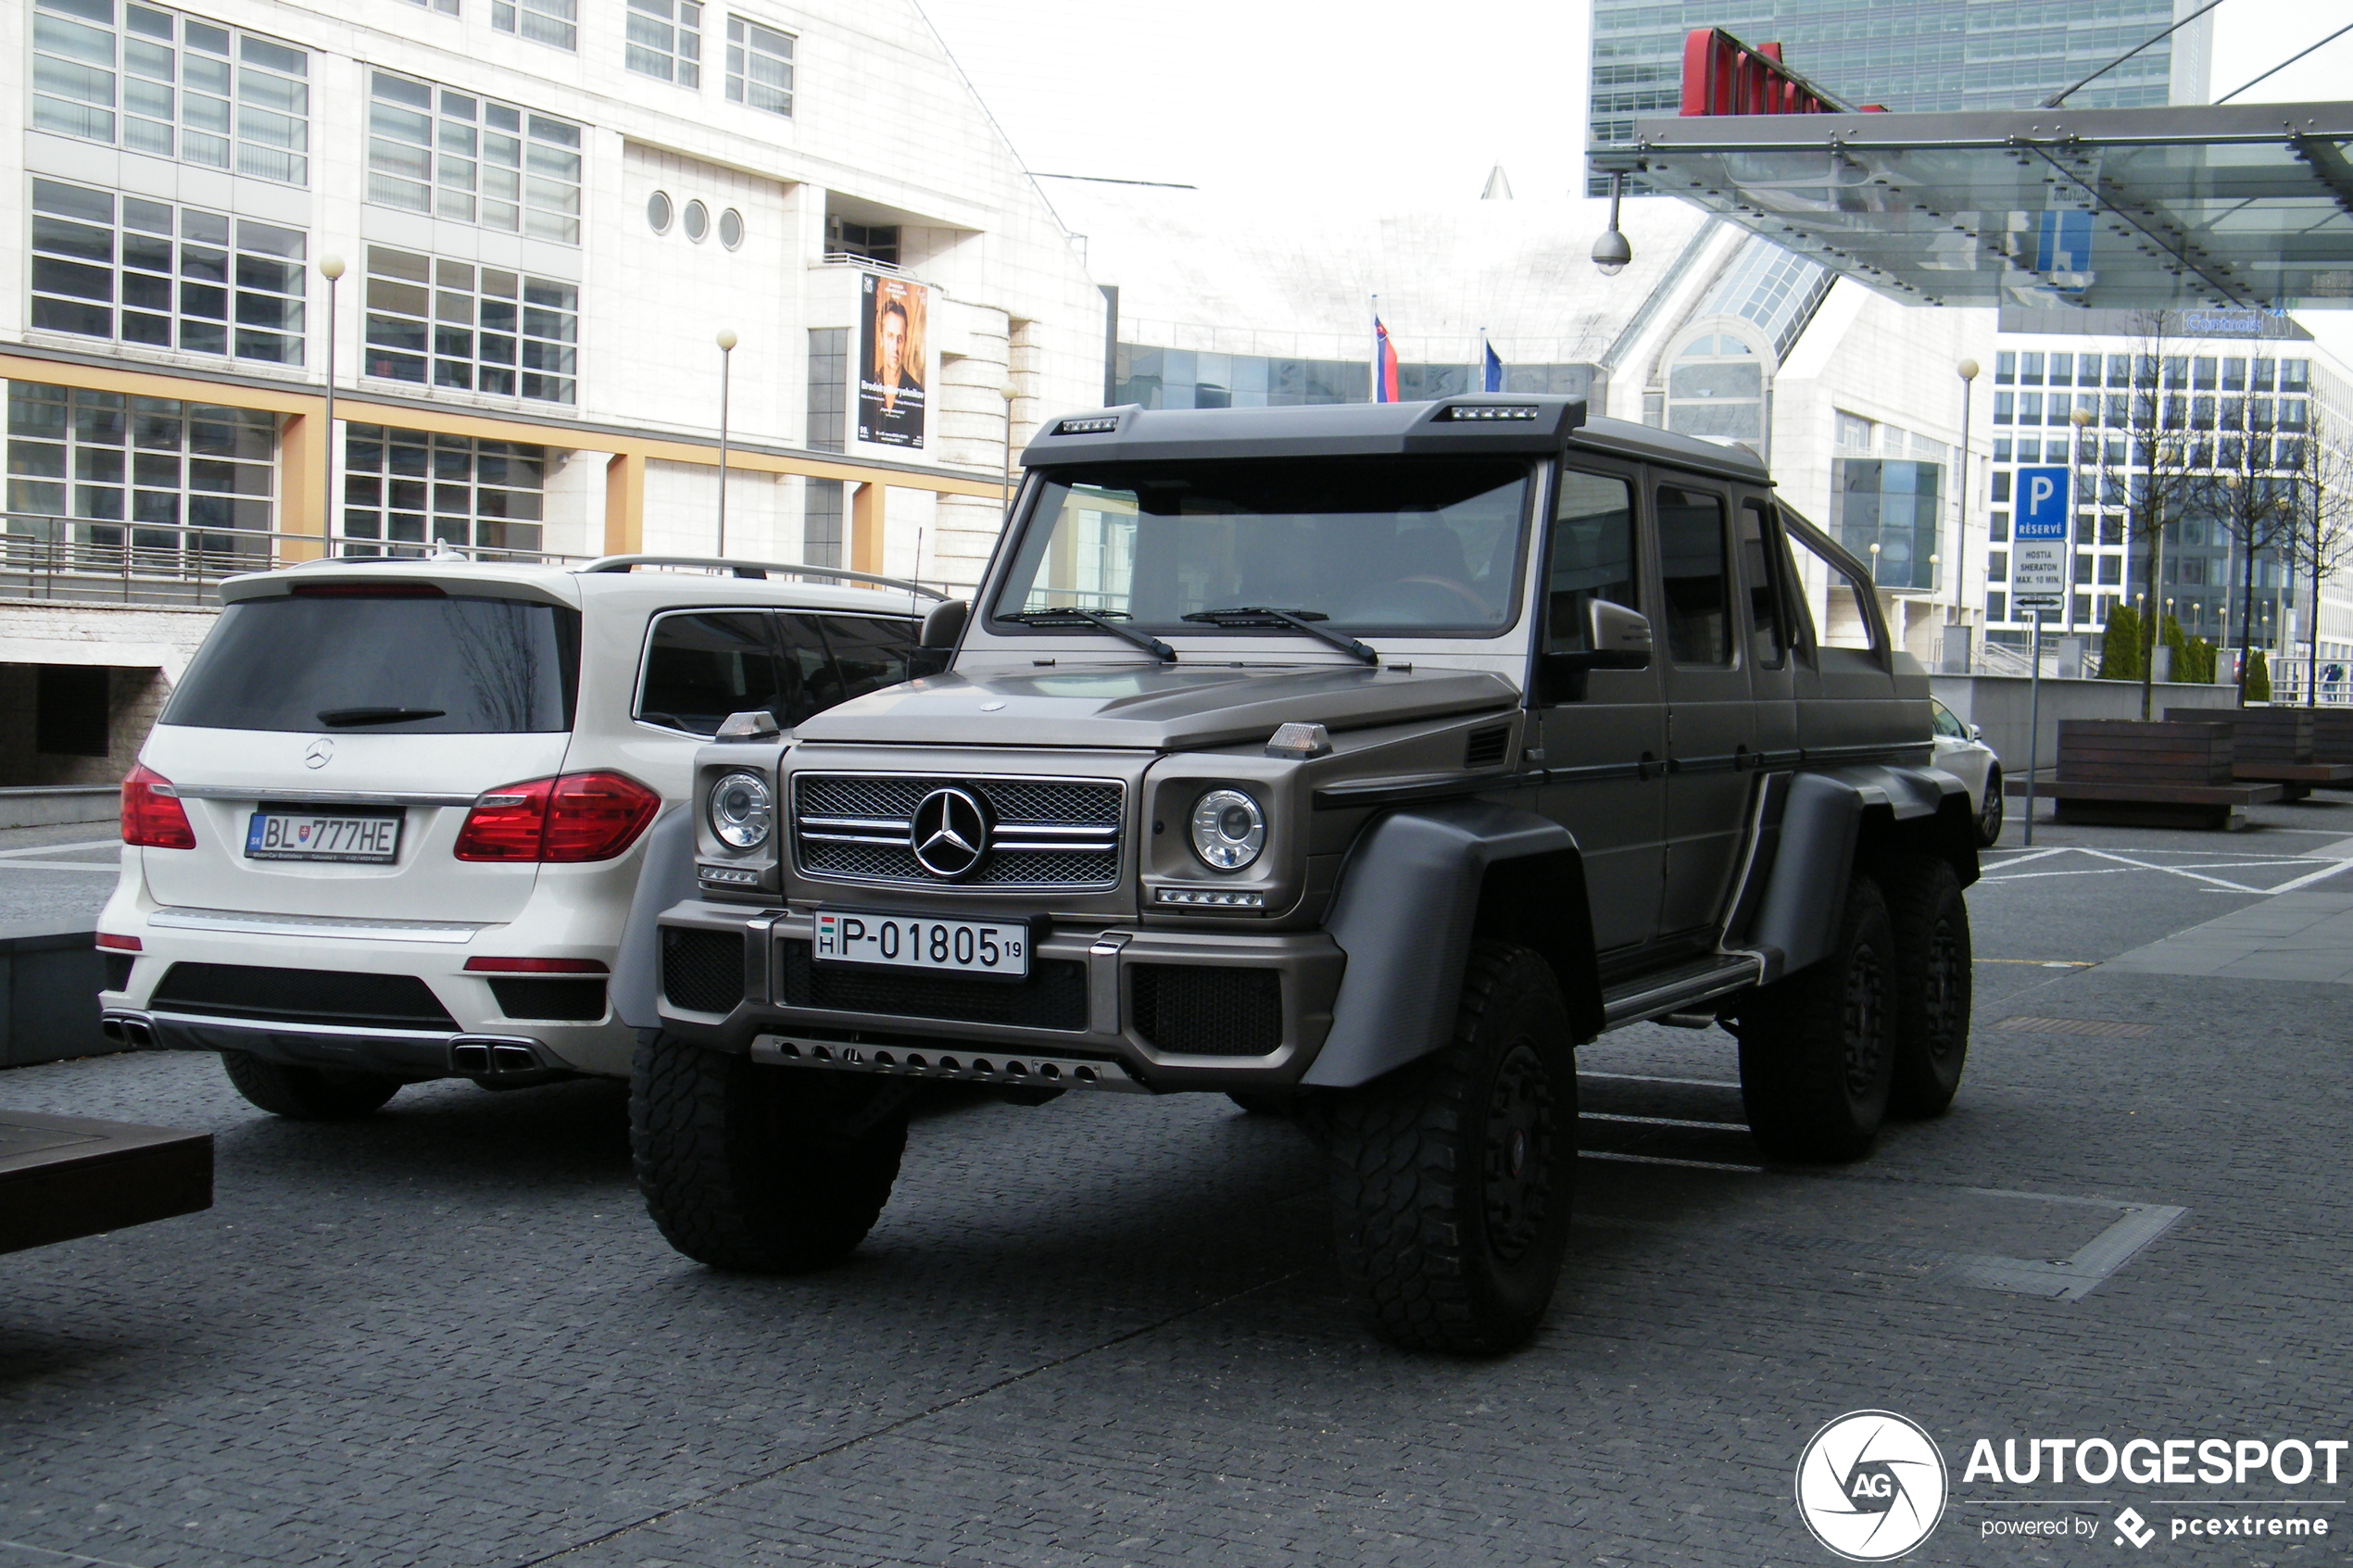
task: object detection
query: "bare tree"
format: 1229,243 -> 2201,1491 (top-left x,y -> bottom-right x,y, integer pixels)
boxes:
2192,392 -> 2298,704
2277,395 -> 2353,705
2101,314 -> 2206,718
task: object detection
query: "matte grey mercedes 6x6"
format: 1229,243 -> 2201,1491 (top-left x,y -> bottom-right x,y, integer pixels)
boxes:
622,396 -> 1977,1353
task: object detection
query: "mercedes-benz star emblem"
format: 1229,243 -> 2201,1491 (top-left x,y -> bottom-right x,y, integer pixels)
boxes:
909,786 -> 989,879
304,738 -> 334,770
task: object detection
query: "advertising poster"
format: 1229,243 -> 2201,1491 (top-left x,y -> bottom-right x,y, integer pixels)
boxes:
857,273 -> 927,450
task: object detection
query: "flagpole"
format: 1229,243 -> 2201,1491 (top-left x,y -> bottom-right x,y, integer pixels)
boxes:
1370,294 -> 1378,405
1475,328 -> 1484,398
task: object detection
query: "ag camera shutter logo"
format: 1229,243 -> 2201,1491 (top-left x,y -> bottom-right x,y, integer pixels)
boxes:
1796,1411 -> 1949,1561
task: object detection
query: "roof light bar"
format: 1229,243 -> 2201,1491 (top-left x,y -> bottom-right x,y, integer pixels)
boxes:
1054,415 -> 1123,435
1438,404 -> 1541,421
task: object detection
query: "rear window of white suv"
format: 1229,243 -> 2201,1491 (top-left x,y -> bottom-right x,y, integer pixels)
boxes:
164,587 -> 580,734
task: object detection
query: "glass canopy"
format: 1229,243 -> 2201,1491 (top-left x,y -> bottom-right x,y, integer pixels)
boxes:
1589,101 -> 2353,312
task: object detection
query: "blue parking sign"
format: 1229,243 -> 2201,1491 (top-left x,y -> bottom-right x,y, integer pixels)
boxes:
2016,467 -> 2070,540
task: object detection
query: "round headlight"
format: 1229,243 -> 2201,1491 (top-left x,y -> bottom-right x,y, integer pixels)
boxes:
709,771 -> 773,849
1189,788 -> 1265,872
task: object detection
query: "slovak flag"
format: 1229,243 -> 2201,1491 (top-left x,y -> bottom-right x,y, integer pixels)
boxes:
1482,339 -> 1504,394
1373,317 -> 1401,404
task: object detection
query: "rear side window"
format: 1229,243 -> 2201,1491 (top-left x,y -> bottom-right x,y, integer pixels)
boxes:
164,593 -> 578,734
817,615 -> 918,705
637,610 -> 919,735
1739,500 -> 1788,670
1784,520 -> 1886,653
1655,483 -> 1732,666
637,612 -> 787,736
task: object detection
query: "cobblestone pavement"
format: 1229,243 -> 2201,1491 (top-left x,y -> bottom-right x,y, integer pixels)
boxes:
4,809 -> 2350,1568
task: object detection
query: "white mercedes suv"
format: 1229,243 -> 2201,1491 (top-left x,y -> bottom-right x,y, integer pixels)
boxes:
96,554 -> 933,1119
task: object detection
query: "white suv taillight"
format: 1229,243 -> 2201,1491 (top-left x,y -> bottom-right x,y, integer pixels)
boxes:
121,763 -> 197,849
452,771 -> 660,862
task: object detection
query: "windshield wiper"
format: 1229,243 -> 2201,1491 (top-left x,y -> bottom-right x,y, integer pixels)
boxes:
316,707 -> 447,727
1000,608 -> 1176,662
1181,607 -> 1378,664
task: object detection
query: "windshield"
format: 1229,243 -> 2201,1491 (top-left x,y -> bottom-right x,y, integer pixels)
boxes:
990,457 -> 1533,637
164,591 -> 580,734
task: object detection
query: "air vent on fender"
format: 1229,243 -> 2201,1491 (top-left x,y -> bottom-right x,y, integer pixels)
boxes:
1465,723 -> 1511,769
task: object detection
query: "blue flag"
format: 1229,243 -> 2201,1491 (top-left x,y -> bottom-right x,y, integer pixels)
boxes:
1482,341 -> 1504,394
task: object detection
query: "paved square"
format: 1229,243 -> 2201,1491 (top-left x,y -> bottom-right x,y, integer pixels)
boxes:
4,799 -> 2351,1568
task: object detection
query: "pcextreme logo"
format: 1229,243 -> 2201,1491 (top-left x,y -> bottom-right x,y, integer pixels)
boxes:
1796,1411 -> 1951,1562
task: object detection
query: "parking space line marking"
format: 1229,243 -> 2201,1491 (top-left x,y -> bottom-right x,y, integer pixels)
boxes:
1582,1111 -> 1748,1130
0,861 -> 120,873
1579,1149 -> 1765,1173
2257,858 -> 2353,896
0,839 -> 118,859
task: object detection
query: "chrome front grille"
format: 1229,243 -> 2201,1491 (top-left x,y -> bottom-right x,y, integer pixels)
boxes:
793,772 -> 1124,889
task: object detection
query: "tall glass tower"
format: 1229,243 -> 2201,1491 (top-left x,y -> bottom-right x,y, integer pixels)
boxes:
1589,0 -> 2207,194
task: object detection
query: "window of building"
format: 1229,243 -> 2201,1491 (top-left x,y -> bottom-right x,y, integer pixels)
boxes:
2222,358 -> 2246,392
35,665 -> 112,757
1991,511 -> 2009,543
31,0 -> 309,183
340,425 -> 546,556
2108,355 -> 2132,389
1988,550 -> 2008,579
30,180 -> 304,364
647,191 -> 673,232
826,219 -> 900,267
2020,352 -> 2044,386
726,17 -> 794,115
2049,353 -> 2073,386
804,477 -> 843,567
627,0 -> 701,86
1994,393 -> 2014,425
719,207 -> 744,249
806,328 -> 846,452
367,72 -> 582,245
1114,345 -> 1371,408
6,381 -> 274,567
682,200 -> 709,242
2283,359 -> 2310,394
492,0 -> 574,49
1665,333 -> 1764,441
361,245 -> 576,404
1986,589 -> 2007,622
1834,457 -> 1942,591
1994,352 -> 2016,385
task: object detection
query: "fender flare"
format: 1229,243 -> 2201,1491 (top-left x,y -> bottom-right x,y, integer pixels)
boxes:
1736,764 -> 1975,982
610,805 -> 699,1032
1302,798 -> 1600,1089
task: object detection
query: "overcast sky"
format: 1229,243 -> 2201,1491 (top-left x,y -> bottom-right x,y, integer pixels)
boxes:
913,0 -> 2353,207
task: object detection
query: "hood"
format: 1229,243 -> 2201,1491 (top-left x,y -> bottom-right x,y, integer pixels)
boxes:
792,663 -> 1522,751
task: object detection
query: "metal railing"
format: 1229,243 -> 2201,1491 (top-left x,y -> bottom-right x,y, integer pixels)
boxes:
1,513 -> 585,608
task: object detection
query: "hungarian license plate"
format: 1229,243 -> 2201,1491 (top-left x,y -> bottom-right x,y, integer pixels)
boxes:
244,809 -> 402,863
812,910 -> 1029,977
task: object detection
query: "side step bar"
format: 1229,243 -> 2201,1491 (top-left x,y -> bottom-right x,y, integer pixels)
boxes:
1599,954 -> 1764,1031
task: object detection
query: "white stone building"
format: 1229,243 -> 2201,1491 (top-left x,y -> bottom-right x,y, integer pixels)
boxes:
2,0 -> 1109,784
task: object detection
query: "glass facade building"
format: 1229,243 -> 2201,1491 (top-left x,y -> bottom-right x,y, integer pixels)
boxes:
1114,346 -> 1599,411
1590,0 -> 2189,194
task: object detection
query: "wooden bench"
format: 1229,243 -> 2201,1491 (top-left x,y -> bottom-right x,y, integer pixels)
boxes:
0,1110 -> 212,1254
2007,719 -> 2283,830
2309,709 -> 2353,775
2166,708 -> 2353,800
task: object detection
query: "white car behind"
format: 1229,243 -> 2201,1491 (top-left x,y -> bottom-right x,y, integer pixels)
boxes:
98,555 -> 932,1119
1931,696 -> 2003,847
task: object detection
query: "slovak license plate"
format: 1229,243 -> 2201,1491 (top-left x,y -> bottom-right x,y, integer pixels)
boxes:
812,910 -> 1029,977
244,809 -> 402,863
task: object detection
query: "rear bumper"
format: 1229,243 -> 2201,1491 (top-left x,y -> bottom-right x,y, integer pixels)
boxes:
654,898 -> 1347,1093
102,1008 -> 570,1083
96,892 -> 637,1079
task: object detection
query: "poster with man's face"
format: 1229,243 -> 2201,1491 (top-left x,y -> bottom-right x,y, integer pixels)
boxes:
858,273 -> 927,450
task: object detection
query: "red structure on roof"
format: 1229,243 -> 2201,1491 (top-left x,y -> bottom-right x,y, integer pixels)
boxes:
1680,28 -> 1885,118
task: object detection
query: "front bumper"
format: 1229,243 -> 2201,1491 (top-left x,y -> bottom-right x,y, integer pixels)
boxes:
655,898 -> 1346,1092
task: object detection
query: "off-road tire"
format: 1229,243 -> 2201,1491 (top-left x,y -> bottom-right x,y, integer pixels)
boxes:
1327,940 -> 1575,1355
1884,853 -> 1971,1119
631,1032 -> 910,1272
1976,768 -> 2005,847
1735,875 -> 1895,1162
219,1050 -> 401,1120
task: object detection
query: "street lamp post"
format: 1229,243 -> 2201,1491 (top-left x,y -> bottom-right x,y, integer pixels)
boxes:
320,254 -> 345,558
714,329 -> 737,558
1956,358 -> 1979,671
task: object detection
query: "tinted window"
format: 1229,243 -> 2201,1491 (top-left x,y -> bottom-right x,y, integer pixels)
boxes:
165,592 -> 577,734
816,614 -> 919,704
1655,483 -> 1731,666
637,611 -> 786,736
1739,500 -> 1788,670
1785,520 -> 1884,653
1931,699 -> 1967,739
1545,470 -> 1639,654
779,612 -> 836,723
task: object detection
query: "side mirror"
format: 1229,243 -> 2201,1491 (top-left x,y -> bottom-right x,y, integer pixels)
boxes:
921,599 -> 970,649
1535,601 -> 1653,704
